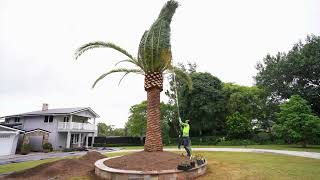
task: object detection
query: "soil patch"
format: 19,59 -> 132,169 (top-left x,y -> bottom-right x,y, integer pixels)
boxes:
104,151 -> 189,171
2,151 -> 105,180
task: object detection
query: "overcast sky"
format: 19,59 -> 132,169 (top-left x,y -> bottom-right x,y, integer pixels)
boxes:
1,0 -> 319,128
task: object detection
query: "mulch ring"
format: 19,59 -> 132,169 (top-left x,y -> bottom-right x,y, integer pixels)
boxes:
104,151 -> 189,171
2,151 -> 106,180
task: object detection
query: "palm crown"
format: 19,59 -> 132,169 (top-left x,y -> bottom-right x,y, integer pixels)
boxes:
75,0 -> 192,90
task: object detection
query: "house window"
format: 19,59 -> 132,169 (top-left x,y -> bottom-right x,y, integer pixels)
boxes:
0,135 -> 10,138
71,134 -> 80,144
44,116 -> 54,123
63,116 -> 69,122
5,119 -> 9,123
14,117 -> 20,123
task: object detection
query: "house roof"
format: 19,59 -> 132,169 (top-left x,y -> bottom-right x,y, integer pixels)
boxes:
1,107 -> 100,118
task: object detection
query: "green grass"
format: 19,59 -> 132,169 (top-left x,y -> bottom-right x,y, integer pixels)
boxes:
0,158 -> 62,174
197,151 -> 320,180
119,144 -> 320,153
1,151 -> 320,180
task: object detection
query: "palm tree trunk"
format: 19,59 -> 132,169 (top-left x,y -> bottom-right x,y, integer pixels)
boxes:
144,87 -> 163,152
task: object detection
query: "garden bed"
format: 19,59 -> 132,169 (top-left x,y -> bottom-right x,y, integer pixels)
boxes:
96,151 -> 207,179
104,151 -> 188,171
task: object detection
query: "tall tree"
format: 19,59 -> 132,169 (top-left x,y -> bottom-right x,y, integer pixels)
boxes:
273,95 -> 320,147
178,72 -> 225,136
97,123 -> 125,136
75,1 -> 192,152
97,123 -> 114,136
255,35 -> 320,116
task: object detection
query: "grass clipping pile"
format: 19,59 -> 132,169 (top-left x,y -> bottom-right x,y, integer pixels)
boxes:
104,151 -> 189,171
4,151 -> 105,180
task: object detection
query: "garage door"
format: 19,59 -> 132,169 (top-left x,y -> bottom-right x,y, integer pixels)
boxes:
0,134 -> 13,156
29,136 -> 43,151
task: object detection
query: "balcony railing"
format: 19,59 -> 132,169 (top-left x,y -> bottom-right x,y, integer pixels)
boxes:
58,122 -> 97,131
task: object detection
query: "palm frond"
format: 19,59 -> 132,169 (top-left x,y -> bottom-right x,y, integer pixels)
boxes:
118,72 -> 130,86
75,41 -> 135,60
92,68 -> 144,88
114,59 -> 139,67
171,66 -> 193,91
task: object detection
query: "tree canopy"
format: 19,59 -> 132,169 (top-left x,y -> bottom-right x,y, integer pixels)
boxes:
273,95 -> 320,147
255,35 -> 320,116
97,123 -> 125,136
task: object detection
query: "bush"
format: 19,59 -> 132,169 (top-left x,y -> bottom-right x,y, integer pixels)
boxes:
21,144 -> 31,155
252,132 -> 271,144
216,139 -> 257,146
42,142 -> 53,151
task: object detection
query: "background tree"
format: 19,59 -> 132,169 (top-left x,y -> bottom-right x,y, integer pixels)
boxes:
178,71 -> 225,136
223,83 -> 269,132
255,35 -> 320,116
97,123 -> 125,136
226,112 -> 252,139
273,95 -> 320,147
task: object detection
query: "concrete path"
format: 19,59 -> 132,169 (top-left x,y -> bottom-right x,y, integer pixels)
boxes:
110,148 -> 320,160
0,148 -> 119,165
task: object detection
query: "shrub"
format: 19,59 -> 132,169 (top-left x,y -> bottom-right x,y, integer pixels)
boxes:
21,144 -> 31,155
42,142 -> 53,151
252,132 -> 271,144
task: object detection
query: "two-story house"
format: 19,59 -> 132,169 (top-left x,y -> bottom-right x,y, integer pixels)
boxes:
1,104 -> 99,151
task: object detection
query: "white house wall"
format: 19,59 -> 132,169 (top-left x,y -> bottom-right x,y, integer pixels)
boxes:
23,116 -> 59,150
57,132 -> 67,149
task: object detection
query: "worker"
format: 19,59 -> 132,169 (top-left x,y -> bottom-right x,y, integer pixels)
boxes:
179,118 -> 191,157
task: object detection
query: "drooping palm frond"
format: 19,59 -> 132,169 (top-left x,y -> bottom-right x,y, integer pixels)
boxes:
75,41 -> 135,61
92,68 -> 144,88
138,0 -> 179,73
114,59 -> 138,67
75,41 -> 145,70
171,66 -> 193,91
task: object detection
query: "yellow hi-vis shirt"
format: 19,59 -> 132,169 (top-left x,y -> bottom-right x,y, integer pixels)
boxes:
181,122 -> 190,137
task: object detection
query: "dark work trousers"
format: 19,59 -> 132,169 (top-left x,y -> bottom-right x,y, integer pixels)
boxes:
183,136 -> 191,157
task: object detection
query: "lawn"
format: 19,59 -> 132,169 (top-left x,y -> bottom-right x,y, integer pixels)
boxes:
197,151 -> 320,180
0,158 -> 61,174
1,151 -> 320,180
120,144 -> 320,153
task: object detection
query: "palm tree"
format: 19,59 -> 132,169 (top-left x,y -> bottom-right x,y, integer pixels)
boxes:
75,0 -> 192,152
